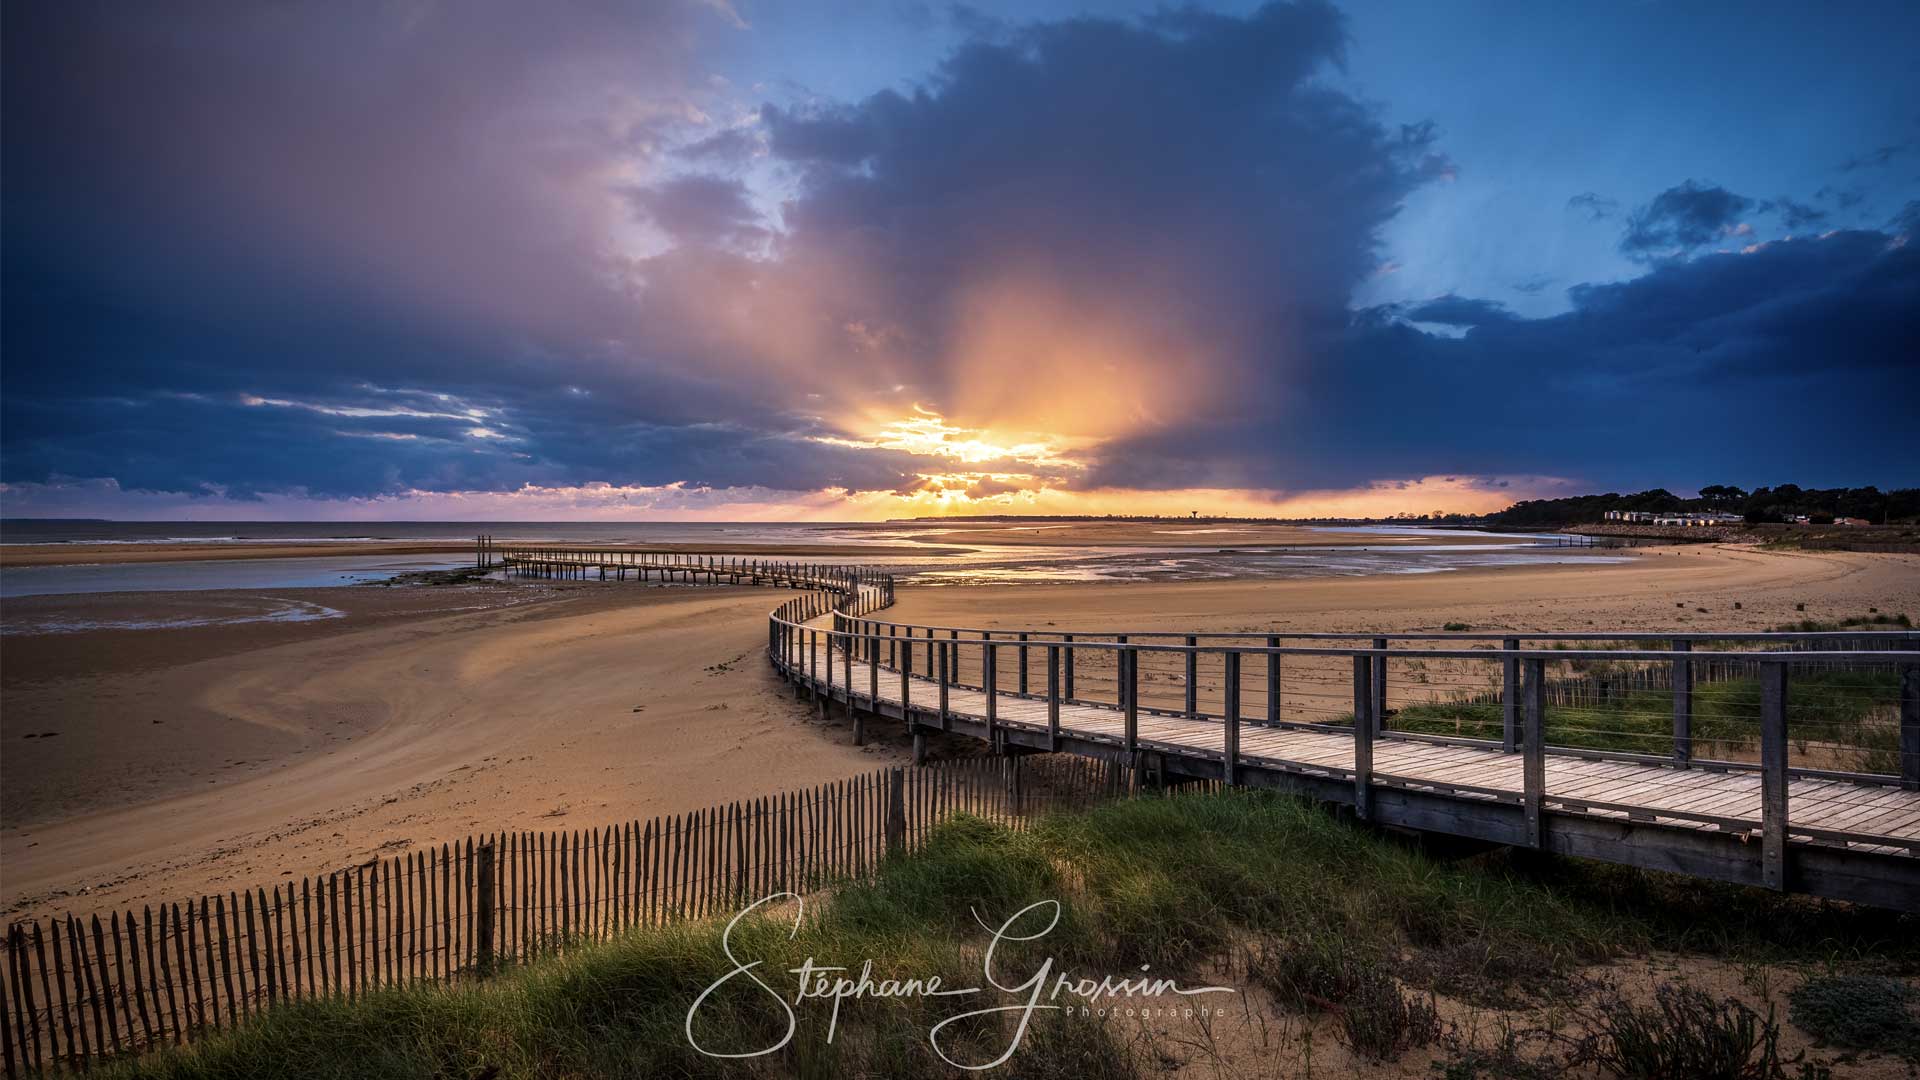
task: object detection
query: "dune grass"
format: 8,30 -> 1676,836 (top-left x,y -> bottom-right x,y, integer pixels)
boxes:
1389,668 -> 1903,770
100,789 -> 1916,1079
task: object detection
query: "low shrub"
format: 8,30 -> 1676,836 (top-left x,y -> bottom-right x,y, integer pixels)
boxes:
1787,973 -> 1920,1059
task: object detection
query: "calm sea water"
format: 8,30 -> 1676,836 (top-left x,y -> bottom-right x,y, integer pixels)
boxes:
0,520 -> 1629,598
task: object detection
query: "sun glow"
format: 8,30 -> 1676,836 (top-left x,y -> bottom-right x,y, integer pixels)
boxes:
813,407 -> 1085,469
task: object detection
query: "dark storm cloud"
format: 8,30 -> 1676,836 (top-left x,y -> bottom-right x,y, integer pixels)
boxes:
1086,229 -> 1919,493
1620,181 -> 1755,260
751,0 -> 1445,426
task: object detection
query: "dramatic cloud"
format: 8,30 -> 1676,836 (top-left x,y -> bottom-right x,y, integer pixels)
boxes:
3,2 -> 1916,519
1620,181 -> 1755,260
1086,229 -> 1918,493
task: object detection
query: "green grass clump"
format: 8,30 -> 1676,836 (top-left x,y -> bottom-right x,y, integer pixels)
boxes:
95,789 -> 1920,1078
1573,983 -> 1800,1080
1787,974 -> 1920,1059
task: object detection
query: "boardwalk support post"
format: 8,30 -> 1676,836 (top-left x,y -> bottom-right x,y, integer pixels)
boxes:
1351,655 -> 1373,819
1523,658 -> 1546,849
1760,662 -> 1789,891
1901,663 -> 1919,790
475,843 -> 496,977
1673,640 -> 1694,767
1223,652 -> 1240,786
1502,639 -> 1519,753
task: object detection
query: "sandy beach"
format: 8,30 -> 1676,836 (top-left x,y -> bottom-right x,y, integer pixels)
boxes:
3,542 -> 1915,920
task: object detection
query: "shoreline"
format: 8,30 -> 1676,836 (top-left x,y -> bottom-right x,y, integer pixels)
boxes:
0,538 -> 976,567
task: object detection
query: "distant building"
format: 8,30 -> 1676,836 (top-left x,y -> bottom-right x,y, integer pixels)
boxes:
1602,510 -> 1658,523
1650,511 -> 1744,527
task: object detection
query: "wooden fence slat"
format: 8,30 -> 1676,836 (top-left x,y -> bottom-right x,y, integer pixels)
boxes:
87,915 -> 121,1053
439,844 -> 452,977
7,926 -> 36,1073
123,911 -> 152,1047
156,908 -> 180,1046
68,918 -> 100,1057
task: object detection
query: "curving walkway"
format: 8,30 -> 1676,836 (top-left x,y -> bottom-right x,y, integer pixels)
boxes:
492,544 -> 1920,911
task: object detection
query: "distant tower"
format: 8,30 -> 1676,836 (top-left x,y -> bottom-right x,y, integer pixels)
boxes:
1191,510 -> 1198,519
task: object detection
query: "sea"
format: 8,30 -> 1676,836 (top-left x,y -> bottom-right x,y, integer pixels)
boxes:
0,519 -> 1633,600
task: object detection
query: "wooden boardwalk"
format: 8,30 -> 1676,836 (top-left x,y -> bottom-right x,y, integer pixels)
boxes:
493,544 -> 1920,911
787,632 -> 1920,856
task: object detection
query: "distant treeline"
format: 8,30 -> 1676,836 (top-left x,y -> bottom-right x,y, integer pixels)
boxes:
902,513 -> 1482,524
1488,485 -> 1920,528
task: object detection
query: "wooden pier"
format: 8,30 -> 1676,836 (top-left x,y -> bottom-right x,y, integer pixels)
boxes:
484,541 -> 1920,912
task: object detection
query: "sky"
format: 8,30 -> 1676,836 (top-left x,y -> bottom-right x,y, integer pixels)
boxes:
3,0 -> 1916,522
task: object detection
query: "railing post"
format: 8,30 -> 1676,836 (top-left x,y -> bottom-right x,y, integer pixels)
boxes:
885,768 -> 906,856
1018,632 -> 1029,695
900,648 -> 914,733
1352,655 -> 1373,820
1266,635 -> 1281,725
1223,651 -> 1240,786
1672,640 -> 1694,767
868,634 -> 880,718
842,631 -> 853,717
1372,637 -> 1388,735
984,640 -> 998,751
1523,657 -> 1546,848
1900,663 -> 1919,790
474,842 -> 496,976
1760,662 -> 1788,891
1502,638 -> 1519,753
820,628 -> 831,719
1122,645 -> 1138,755
1046,645 -> 1061,751
937,641 -> 950,731
1064,635 -> 1075,699
1184,636 -> 1199,718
